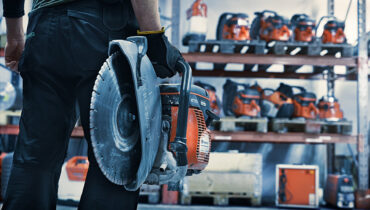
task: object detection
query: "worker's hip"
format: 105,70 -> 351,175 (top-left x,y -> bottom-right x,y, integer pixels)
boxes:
19,0 -> 137,73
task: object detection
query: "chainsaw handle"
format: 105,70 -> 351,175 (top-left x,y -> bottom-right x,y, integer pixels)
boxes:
315,15 -> 338,37
170,60 -> 192,166
256,10 -> 277,17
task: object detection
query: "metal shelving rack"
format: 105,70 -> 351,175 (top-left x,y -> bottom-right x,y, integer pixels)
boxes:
174,0 -> 369,192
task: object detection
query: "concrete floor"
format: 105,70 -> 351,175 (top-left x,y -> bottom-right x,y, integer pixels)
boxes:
56,204 -> 340,210
56,205 -> 286,210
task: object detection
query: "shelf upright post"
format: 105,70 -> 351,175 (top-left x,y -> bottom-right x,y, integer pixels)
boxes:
357,0 -> 369,191
327,0 -> 334,15
171,0 -> 181,48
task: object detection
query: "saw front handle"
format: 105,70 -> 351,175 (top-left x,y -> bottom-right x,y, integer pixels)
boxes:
169,60 -> 192,167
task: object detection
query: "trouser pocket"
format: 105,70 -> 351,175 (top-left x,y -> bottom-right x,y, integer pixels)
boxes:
18,11 -> 45,73
67,10 -> 110,71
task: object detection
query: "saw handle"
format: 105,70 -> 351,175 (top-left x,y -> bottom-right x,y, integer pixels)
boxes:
127,36 -> 148,87
170,60 -> 192,167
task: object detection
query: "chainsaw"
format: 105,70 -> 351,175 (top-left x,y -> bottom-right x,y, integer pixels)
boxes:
222,79 -> 261,118
259,83 -> 295,118
250,10 -> 290,42
89,36 -> 218,191
317,16 -> 346,44
292,86 -> 319,119
194,81 -> 221,116
318,69 -> 344,121
290,14 -> 316,42
216,13 -> 250,41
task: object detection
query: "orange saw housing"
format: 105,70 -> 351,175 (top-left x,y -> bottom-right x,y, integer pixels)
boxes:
222,14 -> 250,41
169,107 -> 210,171
318,99 -> 343,120
262,91 -> 293,108
322,20 -> 346,44
293,93 -> 319,119
194,81 -> 221,116
290,14 -> 315,42
160,84 -> 213,172
232,92 -> 261,117
252,11 -> 290,42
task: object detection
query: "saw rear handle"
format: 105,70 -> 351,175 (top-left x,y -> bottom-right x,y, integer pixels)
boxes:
169,60 -> 192,167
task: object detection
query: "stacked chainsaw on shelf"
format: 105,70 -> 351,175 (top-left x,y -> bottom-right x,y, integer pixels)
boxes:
194,78 -> 345,122
214,10 -> 347,44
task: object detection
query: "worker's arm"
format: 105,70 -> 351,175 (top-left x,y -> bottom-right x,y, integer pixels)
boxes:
130,0 -> 161,31
3,0 -> 25,72
130,0 -> 184,78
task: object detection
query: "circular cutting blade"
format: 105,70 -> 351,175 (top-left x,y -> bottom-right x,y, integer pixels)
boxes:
0,82 -> 16,111
90,57 -> 141,186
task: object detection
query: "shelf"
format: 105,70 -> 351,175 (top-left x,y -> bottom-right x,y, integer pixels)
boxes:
1,125 -> 356,144
211,131 -> 357,144
183,53 -> 369,80
183,53 -> 357,67
0,125 -> 85,138
191,69 -> 342,80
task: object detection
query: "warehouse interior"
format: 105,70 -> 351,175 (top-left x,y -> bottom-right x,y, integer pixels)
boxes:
0,0 -> 369,209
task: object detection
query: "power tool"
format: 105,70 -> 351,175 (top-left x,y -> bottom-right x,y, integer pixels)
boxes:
290,14 -> 316,42
182,0 -> 208,46
216,13 -> 250,41
317,70 -> 344,121
324,174 -> 355,209
250,10 -> 290,42
259,83 -> 295,118
89,37 -> 218,191
58,156 -> 89,203
292,86 -> 319,119
222,79 -> 261,118
317,16 -> 346,44
194,81 -> 221,116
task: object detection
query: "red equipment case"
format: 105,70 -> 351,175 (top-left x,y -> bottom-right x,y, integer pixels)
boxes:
276,164 -> 319,208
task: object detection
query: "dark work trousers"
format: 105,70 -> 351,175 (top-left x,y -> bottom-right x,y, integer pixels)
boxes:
2,0 -> 140,209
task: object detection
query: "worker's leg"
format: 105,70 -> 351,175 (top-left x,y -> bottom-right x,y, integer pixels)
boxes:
2,72 -> 77,210
77,73 -> 140,210
2,10 -> 78,210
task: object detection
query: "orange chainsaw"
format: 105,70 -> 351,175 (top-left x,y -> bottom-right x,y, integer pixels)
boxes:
250,10 -> 290,42
259,83 -> 295,118
317,70 -> 344,121
317,16 -> 346,44
222,79 -> 261,118
290,14 -> 316,42
194,81 -> 221,116
216,13 -> 250,41
292,86 -> 319,119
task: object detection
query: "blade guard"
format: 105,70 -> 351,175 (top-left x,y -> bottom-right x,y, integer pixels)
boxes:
107,38 -> 162,191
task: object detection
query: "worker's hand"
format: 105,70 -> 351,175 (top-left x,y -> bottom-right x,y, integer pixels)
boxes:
4,18 -> 25,73
5,36 -> 25,73
143,31 -> 184,78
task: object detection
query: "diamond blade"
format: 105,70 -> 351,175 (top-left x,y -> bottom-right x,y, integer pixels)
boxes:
91,39 -> 162,191
90,57 -> 141,186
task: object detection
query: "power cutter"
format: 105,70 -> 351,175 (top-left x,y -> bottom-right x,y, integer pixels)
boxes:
89,36 -> 218,191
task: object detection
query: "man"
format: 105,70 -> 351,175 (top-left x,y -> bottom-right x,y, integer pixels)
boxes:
2,0 -> 183,209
